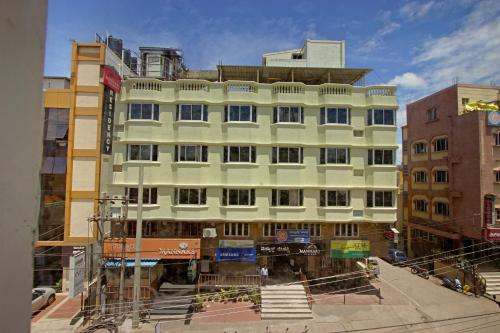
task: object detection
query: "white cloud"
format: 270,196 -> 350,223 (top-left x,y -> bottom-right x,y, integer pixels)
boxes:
409,0 -> 500,92
399,1 -> 435,21
388,72 -> 427,89
360,11 -> 401,53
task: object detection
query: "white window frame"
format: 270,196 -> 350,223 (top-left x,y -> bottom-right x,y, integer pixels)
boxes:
325,107 -> 350,124
128,103 -> 160,121
263,223 -> 289,237
222,188 -> 256,206
298,223 -> 321,237
175,188 -> 207,205
271,189 -> 304,207
434,201 -> 449,216
495,171 -> 500,183
178,104 -> 208,121
413,199 -> 428,212
274,106 -> 303,123
433,137 -> 448,152
367,191 -> 393,207
334,223 -> 359,237
427,107 -> 437,121
320,190 -> 350,207
413,170 -> 428,183
434,169 -> 448,183
495,132 -> 500,146
125,187 -> 158,205
368,149 -> 394,165
127,144 -> 158,161
368,109 -> 395,125
223,146 -> 256,163
227,105 -> 256,122
175,145 -> 207,162
413,142 -> 427,154
272,147 -> 303,164
224,223 -> 249,237
320,148 -> 350,164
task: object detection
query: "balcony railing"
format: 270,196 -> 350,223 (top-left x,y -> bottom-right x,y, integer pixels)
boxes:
319,84 -> 352,96
272,82 -> 305,94
366,86 -> 395,96
224,81 -> 258,93
177,79 -> 209,92
130,81 -> 162,92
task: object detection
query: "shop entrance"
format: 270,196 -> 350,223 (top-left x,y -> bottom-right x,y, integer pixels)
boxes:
159,259 -> 197,285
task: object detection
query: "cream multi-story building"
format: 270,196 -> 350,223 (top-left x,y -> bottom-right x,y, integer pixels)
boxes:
106,40 -> 398,278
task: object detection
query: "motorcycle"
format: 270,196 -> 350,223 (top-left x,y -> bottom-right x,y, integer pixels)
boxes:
442,276 -> 462,292
410,265 -> 429,279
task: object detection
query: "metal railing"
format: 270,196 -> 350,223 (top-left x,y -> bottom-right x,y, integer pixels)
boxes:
299,271 -> 313,309
197,274 -> 261,293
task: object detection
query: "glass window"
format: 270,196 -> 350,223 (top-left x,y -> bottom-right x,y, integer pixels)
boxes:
413,170 -> 427,183
175,188 -> 207,205
272,147 -> 303,163
127,144 -> 158,161
496,132 -> 500,146
367,109 -> 395,125
434,202 -> 449,216
367,191 -> 393,207
433,137 -> 448,152
320,190 -> 350,206
271,189 -> 303,206
263,223 -> 288,237
414,199 -> 427,212
175,145 -> 208,162
126,187 -> 158,205
320,148 -> 349,164
273,106 -> 303,123
223,146 -> 256,163
434,170 -> 448,183
178,104 -> 208,121
297,223 -> 321,237
413,142 -> 427,154
368,149 -> 394,165
128,104 -> 160,121
222,188 -> 255,206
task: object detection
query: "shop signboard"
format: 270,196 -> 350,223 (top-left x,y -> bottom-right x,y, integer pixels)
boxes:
218,239 -> 254,248
100,65 -> 121,93
103,238 -> 201,259
100,87 -> 115,155
330,240 -> 370,259
484,227 -> 500,241
484,194 -> 496,226
275,229 -> 310,243
69,250 -> 85,298
216,247 -> 257,262
257,243 -> 321,256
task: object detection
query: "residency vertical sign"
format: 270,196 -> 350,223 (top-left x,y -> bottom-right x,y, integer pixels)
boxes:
100,87 -> 115,155
69,250 -> 86,298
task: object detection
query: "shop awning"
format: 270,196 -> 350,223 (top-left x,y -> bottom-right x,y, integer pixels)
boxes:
104,258 -> 160,268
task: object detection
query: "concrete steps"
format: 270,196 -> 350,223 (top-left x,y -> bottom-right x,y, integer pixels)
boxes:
480,272 -> 500,298
260,284 -> 312,320
148,284 -> 195,320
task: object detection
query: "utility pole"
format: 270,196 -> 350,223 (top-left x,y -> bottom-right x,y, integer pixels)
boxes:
132,166 -> 145,328
94,197 -> 108,316
118,196 -> 129,316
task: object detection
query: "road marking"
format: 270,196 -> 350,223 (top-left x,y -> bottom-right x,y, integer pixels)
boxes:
379,276 -> 421,308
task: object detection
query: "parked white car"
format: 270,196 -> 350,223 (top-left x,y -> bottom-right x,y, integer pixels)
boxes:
32,287 -> 56,313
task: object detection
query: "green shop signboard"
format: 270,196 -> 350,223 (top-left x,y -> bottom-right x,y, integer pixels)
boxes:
331,240 -> 370,258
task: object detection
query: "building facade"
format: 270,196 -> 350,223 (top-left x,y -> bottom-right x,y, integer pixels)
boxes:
404,84 -> 500,258
105,40 -> 398,280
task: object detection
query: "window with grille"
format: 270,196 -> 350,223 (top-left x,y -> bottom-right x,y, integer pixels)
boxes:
496,132 -> 500,146
413,142 -> 427,154
224,223 -> 249,236
263,223 -> 288,237
413,199 -> 427,212
298,223 -> 321,237
427,107 -> 437,121
334,223 -> 359,237
434,201 -> 449,216
434,170 -> 448,183
432,137 -> 448,152
413,170 -> 427,183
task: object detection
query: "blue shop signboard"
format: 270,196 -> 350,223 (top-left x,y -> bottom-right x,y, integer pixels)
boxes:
216,247 -> 257,263
276,229 -> 310,243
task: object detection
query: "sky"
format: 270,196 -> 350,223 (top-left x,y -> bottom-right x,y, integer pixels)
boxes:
45,0 -> 500,145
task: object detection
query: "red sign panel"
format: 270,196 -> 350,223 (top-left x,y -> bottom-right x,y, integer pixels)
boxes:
101,65 -> 121,93
483,195 -> 495,227
484,227 -> 500,241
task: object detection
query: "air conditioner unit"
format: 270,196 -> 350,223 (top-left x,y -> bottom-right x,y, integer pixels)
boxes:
202,228 -> 217,238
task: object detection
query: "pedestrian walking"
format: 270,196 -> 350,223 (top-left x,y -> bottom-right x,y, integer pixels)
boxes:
261,265 -> 269,286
